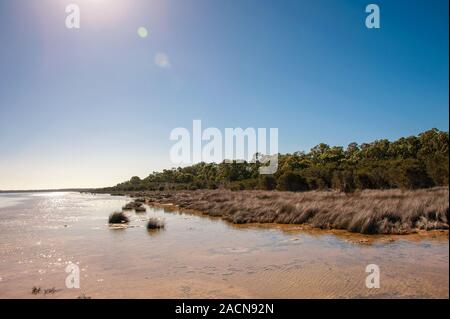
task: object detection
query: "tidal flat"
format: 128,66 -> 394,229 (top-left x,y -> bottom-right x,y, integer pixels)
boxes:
0,192 -> 448,298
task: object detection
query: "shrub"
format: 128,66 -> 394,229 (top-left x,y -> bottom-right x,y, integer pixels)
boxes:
108,212 -> 129,224
135,206 -> 146,213
277,172 -> 308,191
259,175 -> 277,190
147,218 -> 165,229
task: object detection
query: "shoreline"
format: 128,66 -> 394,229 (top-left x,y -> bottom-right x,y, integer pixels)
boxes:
95,187 -> 449,235
148,201 -> 449,244
0,191 -> 448,298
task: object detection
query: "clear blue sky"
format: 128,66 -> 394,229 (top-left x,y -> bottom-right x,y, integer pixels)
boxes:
0,0 -> 448,189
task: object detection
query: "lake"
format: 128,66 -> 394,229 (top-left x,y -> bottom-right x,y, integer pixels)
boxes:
0,192 -> 448,298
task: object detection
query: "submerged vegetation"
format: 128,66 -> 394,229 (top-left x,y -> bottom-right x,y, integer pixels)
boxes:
138,187 -> 448,234
122,200 -> 146,212
146,218 -> 165,230
105,129 -> 449,193
122,201 -> 143,210
135,206 -> 146,213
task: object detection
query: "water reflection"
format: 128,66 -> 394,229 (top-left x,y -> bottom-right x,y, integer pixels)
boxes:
0,192 -> 448,298
146,229 -> 165,237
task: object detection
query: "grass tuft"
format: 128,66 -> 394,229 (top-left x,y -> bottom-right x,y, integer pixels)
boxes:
146,218 -> 165,230
108,211 -> 129,224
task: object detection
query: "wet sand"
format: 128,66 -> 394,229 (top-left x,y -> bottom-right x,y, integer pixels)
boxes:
0,192 -> 448,298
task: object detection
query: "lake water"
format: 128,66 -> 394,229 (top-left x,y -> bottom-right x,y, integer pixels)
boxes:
0,192 -> 448,298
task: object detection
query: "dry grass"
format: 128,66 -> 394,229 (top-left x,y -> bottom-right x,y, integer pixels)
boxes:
136,187 -> 448,234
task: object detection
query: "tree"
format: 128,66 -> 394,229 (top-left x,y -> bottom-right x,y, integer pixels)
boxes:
110,129 -> 449,192
276,172 -> 308,192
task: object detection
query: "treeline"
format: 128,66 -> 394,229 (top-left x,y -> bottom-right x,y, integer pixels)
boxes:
107,129 -> 449,193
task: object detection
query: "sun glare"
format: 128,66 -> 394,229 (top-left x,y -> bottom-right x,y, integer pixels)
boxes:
76,0 -> 130,25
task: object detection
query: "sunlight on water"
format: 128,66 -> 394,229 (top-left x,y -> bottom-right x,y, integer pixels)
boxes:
0,192 -> 448,298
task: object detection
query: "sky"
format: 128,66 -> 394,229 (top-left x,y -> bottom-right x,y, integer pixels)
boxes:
0,0 -> 448,190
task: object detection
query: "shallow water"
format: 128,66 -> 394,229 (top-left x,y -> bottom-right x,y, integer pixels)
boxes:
0,192 -> 448,298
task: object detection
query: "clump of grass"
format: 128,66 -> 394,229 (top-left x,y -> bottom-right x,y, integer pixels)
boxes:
32,286 -> 41,295
122,201 -> 143,210
43,287 -> 57,295
146,218 -> 165,230
108,211 -> 129,224
30,286 -> 58,295
135,206 -> 146,213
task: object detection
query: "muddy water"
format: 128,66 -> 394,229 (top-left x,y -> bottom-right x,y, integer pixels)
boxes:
0,192 -> 448,299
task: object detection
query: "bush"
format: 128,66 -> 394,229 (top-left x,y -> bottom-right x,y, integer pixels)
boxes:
259,175 -> 277,190
108,212 -> 129,224
147,218 -> 165,229
396,160 -> 434,189
331,170 -> 356,192
135,206 -> 146,213
277,172 -> 309,191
